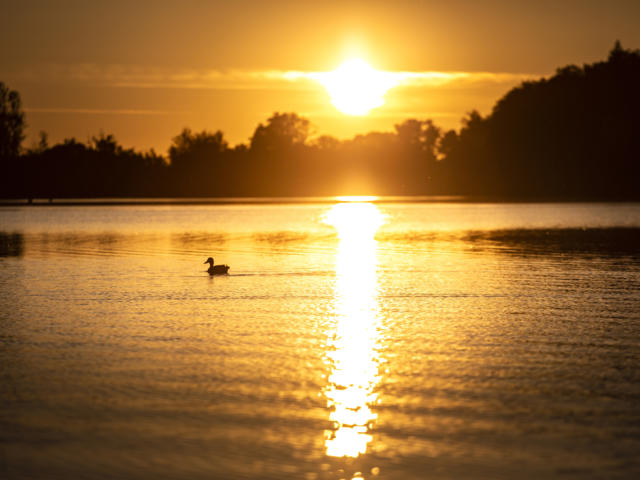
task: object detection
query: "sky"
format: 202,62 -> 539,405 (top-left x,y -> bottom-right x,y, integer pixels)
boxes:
2,0 -> 640,153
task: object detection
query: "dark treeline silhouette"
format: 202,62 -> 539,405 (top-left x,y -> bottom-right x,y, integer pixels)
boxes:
437,41 -> 640,199
18,134 -> 167,198
1,42 -> 639,200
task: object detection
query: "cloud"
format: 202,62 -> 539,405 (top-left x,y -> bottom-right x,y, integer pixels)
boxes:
24,107 -> 186,115
6,63 -> 541,91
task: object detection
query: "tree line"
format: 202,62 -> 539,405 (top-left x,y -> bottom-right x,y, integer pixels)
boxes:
1,42 -> 639,200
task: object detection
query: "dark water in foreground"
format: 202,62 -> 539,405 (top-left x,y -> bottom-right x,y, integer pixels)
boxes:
1,202 -> 639,479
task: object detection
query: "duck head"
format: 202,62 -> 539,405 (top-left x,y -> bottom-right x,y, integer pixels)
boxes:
204,257 -> 214,265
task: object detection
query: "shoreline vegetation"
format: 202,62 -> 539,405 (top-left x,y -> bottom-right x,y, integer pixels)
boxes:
2,43 -> 639,202
1,196 -> 639,207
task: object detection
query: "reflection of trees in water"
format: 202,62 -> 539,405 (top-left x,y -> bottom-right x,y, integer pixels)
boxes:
0,232 -> 229,258
171,232 -> 228,247
252,231 -> 309,245
465,228 -> 640,257
376,228 -> 640,258
0,232 -> 24,257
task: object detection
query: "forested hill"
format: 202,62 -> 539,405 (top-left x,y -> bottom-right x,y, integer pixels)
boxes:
1,43 -> 639,200
437,41 -> 640,199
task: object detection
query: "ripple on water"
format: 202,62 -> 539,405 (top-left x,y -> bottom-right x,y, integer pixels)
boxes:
1,203 -> 639,479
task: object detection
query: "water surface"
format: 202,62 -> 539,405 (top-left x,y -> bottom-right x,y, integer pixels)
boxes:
1,202 -> 639,479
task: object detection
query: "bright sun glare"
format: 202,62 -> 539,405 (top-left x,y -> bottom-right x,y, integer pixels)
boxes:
312,59 -> 401,115
322,202 -> 385,458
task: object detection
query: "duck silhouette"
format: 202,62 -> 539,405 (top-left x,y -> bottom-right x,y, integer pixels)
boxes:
204,257 -> 230,275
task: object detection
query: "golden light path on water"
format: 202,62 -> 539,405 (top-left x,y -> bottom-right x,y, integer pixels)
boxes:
322,202 -> 385,458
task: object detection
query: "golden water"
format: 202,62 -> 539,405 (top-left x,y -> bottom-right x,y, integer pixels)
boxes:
1,202 -> 639,479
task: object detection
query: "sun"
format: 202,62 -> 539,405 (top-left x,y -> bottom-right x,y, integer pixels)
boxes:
312,59 -> 401,115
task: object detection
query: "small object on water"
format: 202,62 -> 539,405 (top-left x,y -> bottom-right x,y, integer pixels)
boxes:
204,257 -> 230,275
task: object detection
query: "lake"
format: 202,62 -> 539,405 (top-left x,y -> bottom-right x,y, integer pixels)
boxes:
1,201 -> 639,479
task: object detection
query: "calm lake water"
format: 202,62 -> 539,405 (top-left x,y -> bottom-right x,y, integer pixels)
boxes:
1,202 -> 639,479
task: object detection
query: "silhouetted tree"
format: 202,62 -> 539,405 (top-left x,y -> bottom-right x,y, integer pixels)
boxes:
169,129 -> 228,170
440,42 -> 640,198
168,128 -> 230,195
249,112 -> 311,152
34,131 -> 48,153
312,135 -> 342,151
0,82 -> 24,161
0,82 -> 25,196
437,130 -> 458,160
394,119 -> 441,155
91,132 -> 121,156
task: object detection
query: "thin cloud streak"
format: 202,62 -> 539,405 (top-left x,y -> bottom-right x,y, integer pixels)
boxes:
303,110 -> 464,123
25,107 -> 188,116
7,63 -> 541,90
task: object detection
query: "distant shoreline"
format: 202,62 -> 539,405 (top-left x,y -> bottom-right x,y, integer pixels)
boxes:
1,196 -> 639,207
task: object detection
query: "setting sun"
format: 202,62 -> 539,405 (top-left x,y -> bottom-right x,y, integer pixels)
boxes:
312,58 -> 402,115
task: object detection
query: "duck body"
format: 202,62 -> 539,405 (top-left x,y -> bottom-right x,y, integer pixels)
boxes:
204,257 -> 230,275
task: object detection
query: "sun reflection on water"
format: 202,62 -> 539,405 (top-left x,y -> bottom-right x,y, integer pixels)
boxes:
323,203 -> 385,458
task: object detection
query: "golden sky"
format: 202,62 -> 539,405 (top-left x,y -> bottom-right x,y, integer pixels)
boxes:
2,0 -> 639,152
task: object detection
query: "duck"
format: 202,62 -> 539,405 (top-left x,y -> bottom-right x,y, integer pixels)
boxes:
204,257 -> 230,275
